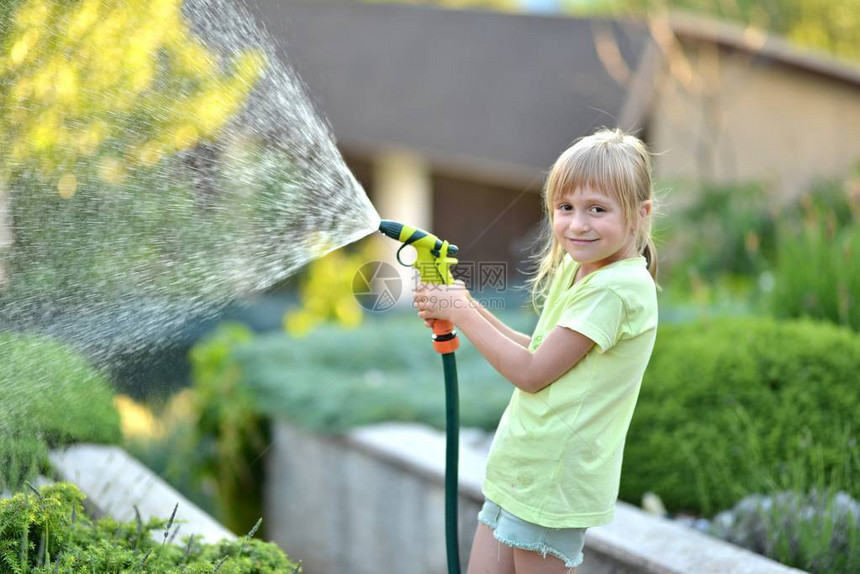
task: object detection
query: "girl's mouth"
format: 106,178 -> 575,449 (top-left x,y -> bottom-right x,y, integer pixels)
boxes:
568,238 -> 597,244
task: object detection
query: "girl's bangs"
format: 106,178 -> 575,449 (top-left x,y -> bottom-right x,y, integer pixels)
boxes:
549,147 -> 629,207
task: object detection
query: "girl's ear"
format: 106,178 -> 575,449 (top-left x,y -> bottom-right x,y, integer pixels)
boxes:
631,200 -> 653,236
640,200 -> 653,219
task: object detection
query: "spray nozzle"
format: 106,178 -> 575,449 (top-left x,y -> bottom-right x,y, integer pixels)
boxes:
377,219 -> 459,286
378,220 -> 459,257
378,219 -> 461,353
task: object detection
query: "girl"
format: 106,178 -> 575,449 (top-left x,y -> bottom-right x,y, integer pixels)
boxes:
413,128 -> 658,574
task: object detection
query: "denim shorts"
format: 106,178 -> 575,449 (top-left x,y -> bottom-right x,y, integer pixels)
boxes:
477,499 -> 587,569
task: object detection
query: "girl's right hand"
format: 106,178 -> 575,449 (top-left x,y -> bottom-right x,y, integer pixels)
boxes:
417,280 -> 469,328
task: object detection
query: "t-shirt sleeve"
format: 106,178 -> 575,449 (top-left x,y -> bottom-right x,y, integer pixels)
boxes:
557,285 -> 625,353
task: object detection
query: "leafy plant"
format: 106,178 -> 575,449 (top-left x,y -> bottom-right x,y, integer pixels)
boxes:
667,182 -> 776,281
769,195 -> 860,331
282,238 -> 373,337
658,171 -> 860,327
0,482 -> 299,573
165,323 -> 270,536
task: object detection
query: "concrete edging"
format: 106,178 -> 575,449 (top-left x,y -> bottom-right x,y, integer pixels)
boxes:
50,444 -> 235,544
265,421 -> 807,574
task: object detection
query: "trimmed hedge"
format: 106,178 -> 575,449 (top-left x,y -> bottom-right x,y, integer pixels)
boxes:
196,312 -> 858,519
623,317 -> 860,516
0,332 -> 121,491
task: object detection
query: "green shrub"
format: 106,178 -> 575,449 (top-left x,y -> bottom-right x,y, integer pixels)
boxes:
0,332 -> 121,491
0,482 -> 299,573
706,420 -> 859,573
622,317 -> 860,516
709,428 -> 860,574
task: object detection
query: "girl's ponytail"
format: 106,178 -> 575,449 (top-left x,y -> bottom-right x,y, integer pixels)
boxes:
642,237 -> 659,284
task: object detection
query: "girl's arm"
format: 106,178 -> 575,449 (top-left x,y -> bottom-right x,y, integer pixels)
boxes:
454,306 -> 595,393
414,282 -> 594,393
470,297 -> 531,349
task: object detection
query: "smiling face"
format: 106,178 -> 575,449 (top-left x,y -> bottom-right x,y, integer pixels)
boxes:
552,185 -> 637,276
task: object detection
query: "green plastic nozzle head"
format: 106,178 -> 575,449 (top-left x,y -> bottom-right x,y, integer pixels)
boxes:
378,219 -> 459,255
378,220 -> 404,241
377,219 -> 459,284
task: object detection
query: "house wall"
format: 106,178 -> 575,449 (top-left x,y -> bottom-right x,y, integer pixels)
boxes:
651,41 -> 860,198
343,153 -> 375,198
431,173 -> 543,295
346,149 -> 544,303
354,150 -> 434,309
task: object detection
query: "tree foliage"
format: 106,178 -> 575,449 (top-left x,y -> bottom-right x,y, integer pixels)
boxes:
581,0 -> 860,63
368,0 -> 860,63
0,0 -> 265,195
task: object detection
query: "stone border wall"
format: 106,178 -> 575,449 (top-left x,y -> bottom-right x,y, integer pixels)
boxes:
50,444 -> 235,544
264,421 -> 807,574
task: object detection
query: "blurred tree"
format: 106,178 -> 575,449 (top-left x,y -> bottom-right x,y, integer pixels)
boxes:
0,0 -> 265,286
0,0 -> 264,190
367,0 -> 519,12
370,0 -> 860,62
586,0 -> 860,62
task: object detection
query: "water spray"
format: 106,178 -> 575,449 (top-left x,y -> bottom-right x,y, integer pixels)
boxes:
378,219 -> 462,574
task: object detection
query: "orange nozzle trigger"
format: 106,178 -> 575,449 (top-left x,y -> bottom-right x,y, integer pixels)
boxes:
431,319 -> 460,354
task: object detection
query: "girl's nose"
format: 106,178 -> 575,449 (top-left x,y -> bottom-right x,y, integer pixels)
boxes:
569,214 -> 590,232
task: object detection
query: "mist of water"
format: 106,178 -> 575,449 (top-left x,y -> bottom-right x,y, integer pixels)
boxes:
0,0 -> 381,371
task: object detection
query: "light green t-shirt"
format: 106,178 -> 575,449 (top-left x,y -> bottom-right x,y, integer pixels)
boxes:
482,253 -> 658,528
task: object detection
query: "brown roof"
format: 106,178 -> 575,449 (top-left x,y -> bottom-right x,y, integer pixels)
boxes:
248,0 -> 651,184
666,12 -> 860,88
246,2 -> 860,185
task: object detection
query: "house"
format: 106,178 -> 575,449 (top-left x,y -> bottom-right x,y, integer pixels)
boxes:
247,0 -> 860,292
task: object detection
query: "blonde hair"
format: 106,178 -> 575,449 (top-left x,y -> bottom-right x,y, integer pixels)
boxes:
524,128 -> 658,311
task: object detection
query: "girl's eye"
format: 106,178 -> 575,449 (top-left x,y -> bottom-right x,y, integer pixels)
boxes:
590,206 -> 606,213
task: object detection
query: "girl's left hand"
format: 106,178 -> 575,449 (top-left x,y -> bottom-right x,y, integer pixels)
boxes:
413,280 -> 473,323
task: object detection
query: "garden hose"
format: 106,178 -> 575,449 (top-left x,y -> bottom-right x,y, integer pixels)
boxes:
378,220 -> 462,574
